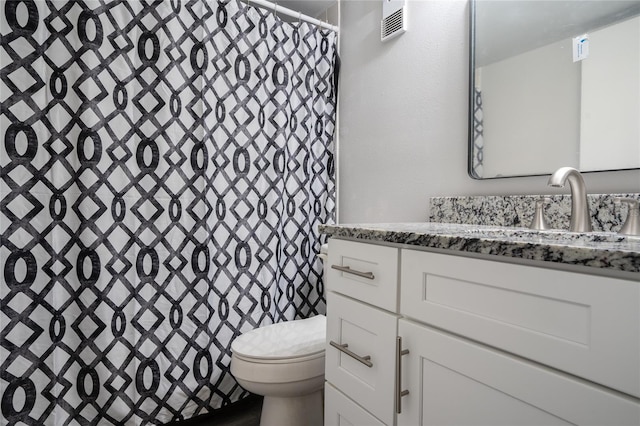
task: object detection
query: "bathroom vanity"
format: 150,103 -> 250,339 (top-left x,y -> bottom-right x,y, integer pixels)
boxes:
320,222 -> 640,426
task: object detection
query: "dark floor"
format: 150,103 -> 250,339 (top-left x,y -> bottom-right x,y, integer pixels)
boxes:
169,396 -> 263,426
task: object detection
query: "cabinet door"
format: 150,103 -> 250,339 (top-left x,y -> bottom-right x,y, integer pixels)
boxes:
401,249 -> 640,397
327,239 -> 399,311
397,319 -> 640,426
326,292 -> 398,425
325,383 -> 386,426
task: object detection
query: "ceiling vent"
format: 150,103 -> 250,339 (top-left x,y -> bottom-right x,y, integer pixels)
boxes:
381,0 -> 407,42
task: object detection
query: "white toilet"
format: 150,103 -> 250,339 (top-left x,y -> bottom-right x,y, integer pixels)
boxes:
230,315 -> 327,426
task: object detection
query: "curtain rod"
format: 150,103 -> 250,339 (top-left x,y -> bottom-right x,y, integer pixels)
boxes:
247,0 -> 339,32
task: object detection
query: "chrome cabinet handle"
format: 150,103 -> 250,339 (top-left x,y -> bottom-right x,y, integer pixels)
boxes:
329,341 -> 373,368
331,264 -> 375,280
395,336 -> 410,414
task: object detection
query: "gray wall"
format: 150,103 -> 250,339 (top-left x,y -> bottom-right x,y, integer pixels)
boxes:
337,0 -> 640,223
481,38 -> 580,177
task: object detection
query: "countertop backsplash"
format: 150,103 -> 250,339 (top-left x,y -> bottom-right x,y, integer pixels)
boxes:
428,194 -> 640,233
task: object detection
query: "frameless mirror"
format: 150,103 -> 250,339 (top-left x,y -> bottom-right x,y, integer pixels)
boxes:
469,0 -> 640,179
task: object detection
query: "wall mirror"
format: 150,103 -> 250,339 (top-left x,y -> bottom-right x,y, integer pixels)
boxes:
469,0 -> 640,179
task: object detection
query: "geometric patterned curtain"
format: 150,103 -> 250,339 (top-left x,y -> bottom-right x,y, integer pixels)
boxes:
0,0 -> 337,424
471,87 -> 484,178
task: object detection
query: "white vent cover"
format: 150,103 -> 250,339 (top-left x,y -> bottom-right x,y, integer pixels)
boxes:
381,0 -> 407,42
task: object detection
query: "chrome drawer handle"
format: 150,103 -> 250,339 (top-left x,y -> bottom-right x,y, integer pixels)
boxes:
396,336 -> 410,414
329,341 -> 373,368
331,265 -> 375,280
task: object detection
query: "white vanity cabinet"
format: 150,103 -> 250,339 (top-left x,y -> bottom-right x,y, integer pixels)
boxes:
324,238 -> 640,426
325,291 -> 398,425
325,382 -> 385,426
325,239 -> 400,425
397,319 -> 640,426
400,250 -> 640,398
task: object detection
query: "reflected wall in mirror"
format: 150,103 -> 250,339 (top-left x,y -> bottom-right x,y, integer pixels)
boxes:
469,0 -> 640,179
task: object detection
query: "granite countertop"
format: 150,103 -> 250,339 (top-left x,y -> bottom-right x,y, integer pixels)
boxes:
319,222 -> 640,275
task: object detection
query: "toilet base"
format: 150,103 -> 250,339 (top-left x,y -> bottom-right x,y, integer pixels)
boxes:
260,389 -> 323,426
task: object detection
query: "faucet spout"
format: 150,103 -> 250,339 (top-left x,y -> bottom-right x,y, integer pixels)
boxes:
547,167 -> 592,232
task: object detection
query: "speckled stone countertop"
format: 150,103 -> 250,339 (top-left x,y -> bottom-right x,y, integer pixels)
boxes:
318,222 -> 640,275
428,193 -> 640,232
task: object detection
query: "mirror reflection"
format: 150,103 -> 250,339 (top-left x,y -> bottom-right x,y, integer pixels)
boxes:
470,0 -> 640,179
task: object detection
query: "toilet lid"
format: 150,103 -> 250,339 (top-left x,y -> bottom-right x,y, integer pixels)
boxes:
231,315 -> 326,360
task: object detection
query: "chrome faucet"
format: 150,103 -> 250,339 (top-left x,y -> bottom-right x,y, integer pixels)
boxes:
547,167 -> 592,232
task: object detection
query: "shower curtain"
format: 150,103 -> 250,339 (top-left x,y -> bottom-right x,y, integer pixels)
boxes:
0,0 -> 337,424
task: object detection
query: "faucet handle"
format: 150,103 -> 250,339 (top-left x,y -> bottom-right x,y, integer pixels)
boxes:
615,198 -> 640,236
529,197 -> 551,230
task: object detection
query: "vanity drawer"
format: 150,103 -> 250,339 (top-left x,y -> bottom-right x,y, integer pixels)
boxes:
325,382 -> 386,426
327,239 -> 399,311
326,291 -> 398,425
400,249 -> 640,398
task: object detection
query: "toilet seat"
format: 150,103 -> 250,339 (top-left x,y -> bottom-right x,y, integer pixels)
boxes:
231,350 -> 325,385
231,315 -> 326,361
233,350 -> 324,364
